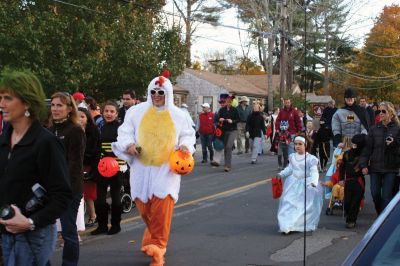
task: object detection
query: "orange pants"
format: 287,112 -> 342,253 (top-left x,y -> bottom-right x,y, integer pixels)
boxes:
135,195 -> 175,249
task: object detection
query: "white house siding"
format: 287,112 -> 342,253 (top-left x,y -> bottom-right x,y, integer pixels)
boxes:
176,71 -> 229,119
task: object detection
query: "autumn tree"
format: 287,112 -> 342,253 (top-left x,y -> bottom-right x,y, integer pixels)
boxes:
349,4 -> 400,103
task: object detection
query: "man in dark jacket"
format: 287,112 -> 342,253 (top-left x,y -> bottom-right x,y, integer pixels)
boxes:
321,99 -> 337,130
218,96 -> 240,172
359,96 -> 375,126
118,89 -> 136,123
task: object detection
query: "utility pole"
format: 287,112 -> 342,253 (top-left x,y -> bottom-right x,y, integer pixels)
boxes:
286,0 -> 294,93
263,0 -> 274,112
279,0 -> 288,99
323,17 -> 330,94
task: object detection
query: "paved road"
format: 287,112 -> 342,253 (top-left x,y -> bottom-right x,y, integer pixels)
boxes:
51,149 -> 376,266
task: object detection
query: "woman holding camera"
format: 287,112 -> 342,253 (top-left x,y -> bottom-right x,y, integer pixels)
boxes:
0,69 -> 72,265
360,101 -> 400,215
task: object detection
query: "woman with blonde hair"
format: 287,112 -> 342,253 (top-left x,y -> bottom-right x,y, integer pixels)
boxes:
360,101 -> 400,215
246,103 -> 266,164
50,92 -> 86,265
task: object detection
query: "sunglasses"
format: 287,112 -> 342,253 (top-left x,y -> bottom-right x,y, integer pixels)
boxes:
378,109 -> 387,114
150,89 -> 165,96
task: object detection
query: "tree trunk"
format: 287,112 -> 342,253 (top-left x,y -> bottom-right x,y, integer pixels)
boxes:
185,4 -> 191,68
323,23 -> 330,94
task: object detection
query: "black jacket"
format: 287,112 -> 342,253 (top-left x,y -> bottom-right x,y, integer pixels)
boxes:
340,148 -> 363,181
50,120 -> 86,194
218,106 -> 240,132
321,106 -> 337,129
118,107 -> 128,124
360,121 -> 400,173
0,121 -> 72,229
83,123 -> 101,177
246,112 -> 266,139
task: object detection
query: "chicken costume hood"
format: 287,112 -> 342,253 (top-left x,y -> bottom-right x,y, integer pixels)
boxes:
112,72 -> 196,203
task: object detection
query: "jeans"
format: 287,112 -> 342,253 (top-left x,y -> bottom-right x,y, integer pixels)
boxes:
200,134 -> 214,161
370,172 -> 397,214
2,224 -> 57,266
59,192 -> 82,266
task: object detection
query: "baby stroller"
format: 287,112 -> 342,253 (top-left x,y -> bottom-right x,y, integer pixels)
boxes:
323,152 -> 345,216
120,167 -> 135,213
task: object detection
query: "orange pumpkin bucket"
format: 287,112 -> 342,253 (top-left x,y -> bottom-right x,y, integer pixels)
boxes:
98,157 -> 119,178
169,150 -> 195,175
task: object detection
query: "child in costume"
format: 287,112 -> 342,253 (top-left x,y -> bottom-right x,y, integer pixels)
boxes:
275,121 -> 291,170
340,134 -> 367,228
112,71 -> 196,266
276,134 -> 323,234
321,153 -> 344,214
314,118 -> 333,172
92,101 -> 125,235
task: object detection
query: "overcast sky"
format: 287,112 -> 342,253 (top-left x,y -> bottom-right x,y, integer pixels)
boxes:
164,0 -> 399,64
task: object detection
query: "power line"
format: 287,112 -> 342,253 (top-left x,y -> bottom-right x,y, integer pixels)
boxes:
51,0 -> 400,81
52,0 -> 105,14
293,60 -> 396,90
364,50 -> 400,58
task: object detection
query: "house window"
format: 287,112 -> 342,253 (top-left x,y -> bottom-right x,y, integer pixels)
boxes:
203,96 -> 213,111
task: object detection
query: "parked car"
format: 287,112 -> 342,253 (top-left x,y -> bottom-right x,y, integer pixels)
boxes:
342,191 -> 400,265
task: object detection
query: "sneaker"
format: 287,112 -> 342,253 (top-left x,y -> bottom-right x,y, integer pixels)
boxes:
107,226 -> 121,235
211,161 -> 220,167
90,226 -> 108,235
224,167 -> 231,172
236,151 -> 243,155
251,160 -> 256,164
201,160 -> 207,163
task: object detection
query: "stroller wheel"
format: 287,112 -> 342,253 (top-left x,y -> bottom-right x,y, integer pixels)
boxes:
121,193 -> 133,213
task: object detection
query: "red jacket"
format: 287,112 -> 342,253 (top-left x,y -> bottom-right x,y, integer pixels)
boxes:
275,106 -> 302,135
199,112 -> 215,135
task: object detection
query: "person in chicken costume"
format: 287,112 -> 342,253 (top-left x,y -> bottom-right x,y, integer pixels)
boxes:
112,71 -> 196,266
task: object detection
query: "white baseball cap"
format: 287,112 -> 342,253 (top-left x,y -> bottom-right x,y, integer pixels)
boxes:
181,103 -> 188,108
201,103 -> 210,108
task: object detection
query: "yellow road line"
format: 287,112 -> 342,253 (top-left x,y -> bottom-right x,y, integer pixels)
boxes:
84,178 -> 271,234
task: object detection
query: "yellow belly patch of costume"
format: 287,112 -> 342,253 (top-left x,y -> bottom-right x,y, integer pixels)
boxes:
137,107 -> 176,166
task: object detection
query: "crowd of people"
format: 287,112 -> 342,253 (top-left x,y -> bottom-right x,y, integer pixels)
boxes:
0,69 -> 195,266
195,89 -> 400,232
0,68 -> 399,266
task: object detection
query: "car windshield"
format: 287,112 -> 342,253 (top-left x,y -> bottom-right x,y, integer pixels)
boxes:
352,194 -> 400,266
372,224 -> 400,265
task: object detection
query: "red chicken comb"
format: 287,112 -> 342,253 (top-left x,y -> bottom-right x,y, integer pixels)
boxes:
162,70 -> 170,78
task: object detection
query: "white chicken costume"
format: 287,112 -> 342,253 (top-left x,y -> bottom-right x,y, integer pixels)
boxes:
112,72 -> 195,266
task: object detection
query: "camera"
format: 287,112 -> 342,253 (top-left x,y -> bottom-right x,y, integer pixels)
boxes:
386,135 -> 393,142
0,184 -> 47,221
0,205 -> 15,220
25,183 -> 48,215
